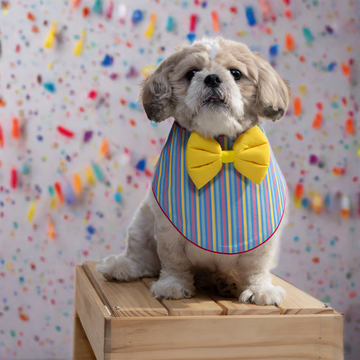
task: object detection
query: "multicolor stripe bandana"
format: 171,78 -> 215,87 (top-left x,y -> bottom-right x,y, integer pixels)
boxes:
152,122 -> 287,255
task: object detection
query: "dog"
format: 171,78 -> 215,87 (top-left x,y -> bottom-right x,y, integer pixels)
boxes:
97,37 -> 290,305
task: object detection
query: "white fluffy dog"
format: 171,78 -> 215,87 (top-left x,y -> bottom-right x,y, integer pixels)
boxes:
97,37 -> 290,305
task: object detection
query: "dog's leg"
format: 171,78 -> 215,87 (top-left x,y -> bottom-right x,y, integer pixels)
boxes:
147,192 -> 196,300
97,191 -> 161,281
234,235 -> 286,306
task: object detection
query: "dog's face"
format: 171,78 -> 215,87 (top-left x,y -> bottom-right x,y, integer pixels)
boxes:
141,37 -> 290,138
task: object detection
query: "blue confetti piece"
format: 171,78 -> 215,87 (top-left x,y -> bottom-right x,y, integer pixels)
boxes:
63,181 -> 76,205
92,164 -> 104,181
44,82 -> 55,93
22,163 -> 30,175
187,32 -> 196,43
129,101 -> 142,111
101,54 -> 114,67
327,62 -> 337,72
269,44 -> 278,57
114,192 -> 122,203
324,192 -> 332,210
92,0 -> 102,14
303,27 -> 314,44
301,198 -> 309,208
245,6 -> 256,26
132,9 -> 143,24
166,16 -> 175,31
136,158 -> 146,171
87,225 -> 96,235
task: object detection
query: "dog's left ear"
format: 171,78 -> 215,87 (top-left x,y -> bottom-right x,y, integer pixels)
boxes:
140,50 -> 183,123
253,53 -> 290,122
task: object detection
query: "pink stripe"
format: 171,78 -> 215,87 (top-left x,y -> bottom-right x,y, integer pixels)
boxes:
163,126 -> 174,213
271,159 -> 281,216
191,180 -> 196,241
236,173 -> 243,252
251,182 -> 258,247
176,128 -> 182,232
206,182 -> 211,251
220,169 -> 228,251
264,174 -> 271,232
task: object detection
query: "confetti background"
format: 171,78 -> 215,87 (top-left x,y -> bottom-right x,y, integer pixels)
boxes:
0,0 -> 360,359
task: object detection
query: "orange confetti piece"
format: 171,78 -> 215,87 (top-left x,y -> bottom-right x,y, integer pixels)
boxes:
47,216 -> 56,240
19,313 -> 29,322
295,132 -> 303,140
341,62 -> 351,78
0,98 -> 6,107
211,11 -> 220,32
312,112 -> 322,129
32,25 -> 39,33
294,97 -> 302,116
27,12 -> 35,21
99,139 -> 110,159
284,9 -> 292,19
0,124 -> 4,148
12,118 -> 20,139
345,118 -> 355,135
73,173 -> 82,195
285,33 -> 294,51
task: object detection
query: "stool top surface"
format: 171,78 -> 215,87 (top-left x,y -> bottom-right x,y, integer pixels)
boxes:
82,261 -> 334,318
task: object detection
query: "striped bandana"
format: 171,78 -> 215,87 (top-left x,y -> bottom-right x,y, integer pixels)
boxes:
152,121 -> 287,255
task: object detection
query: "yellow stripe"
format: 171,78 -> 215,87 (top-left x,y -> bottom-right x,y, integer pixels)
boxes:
168,127 -> 176,218
242,176 -> 248,251
272,158 -> 283,213
156,148 -> 163,199
211,179 -> 216,250
181,131 -> 186,236
224,138 -> 232,253
267,171 -> 275,231
256,184 -> 262,243
196,187 -> 201,245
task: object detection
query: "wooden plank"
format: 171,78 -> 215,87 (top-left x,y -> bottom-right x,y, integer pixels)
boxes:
83,262 -> 168,318
142,278 -> 225,316
105,314 -> 344,360
204,289 -> 279,315
272,275 -> 334,314
75,265 -> 108,360
73,314 -> 97,360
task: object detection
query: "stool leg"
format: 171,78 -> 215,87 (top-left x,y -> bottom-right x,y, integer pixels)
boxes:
73,311 -> 97,360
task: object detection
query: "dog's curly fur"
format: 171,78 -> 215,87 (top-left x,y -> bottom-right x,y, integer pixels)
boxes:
97,37 -> 290,305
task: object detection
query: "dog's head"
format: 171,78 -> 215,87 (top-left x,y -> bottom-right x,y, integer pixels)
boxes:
140,37 -> 290,138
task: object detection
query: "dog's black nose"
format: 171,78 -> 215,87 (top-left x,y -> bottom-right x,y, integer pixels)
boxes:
204,74 -> 222,88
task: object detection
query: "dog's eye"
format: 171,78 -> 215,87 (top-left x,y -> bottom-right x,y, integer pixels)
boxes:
230,69 -> 242,81
185,69 -> 198,81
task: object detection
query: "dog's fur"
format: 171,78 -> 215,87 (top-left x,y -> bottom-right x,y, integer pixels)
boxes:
97,38 -> 290,305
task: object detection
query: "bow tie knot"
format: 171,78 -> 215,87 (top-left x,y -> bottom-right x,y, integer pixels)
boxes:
186,126 -> 271,189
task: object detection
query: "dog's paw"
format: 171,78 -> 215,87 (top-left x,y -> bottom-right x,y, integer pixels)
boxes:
96,255 -> 142,282
150,277 -> 196,300
239,284 -> 286,306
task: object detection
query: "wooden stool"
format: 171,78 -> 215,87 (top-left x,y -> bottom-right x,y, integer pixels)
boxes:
73,261 -> 343,360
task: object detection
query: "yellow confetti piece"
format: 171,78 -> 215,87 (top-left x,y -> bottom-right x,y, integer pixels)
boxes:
299,85 -> 307,94
142,65 -> 156,77
44,21 -> 58,49
50,197 -> 56,210
85,166 -> 96,185
357,147 -> 360,158
117,185 -> 123,192
73,30 -> 86,56
27,201 -> 37,221
47,63 -> 52,69
144,13 -> 156,38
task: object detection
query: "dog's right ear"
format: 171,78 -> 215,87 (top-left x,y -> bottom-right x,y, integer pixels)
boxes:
140,51 -> 181,123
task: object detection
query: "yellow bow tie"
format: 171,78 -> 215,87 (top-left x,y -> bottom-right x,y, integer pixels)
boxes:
186,126 -> 270,189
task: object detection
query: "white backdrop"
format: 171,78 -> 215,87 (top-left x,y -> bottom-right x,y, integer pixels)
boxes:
0,0 -> 359,359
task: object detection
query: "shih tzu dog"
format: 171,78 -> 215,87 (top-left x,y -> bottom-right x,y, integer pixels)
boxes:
97,37 -> 290,305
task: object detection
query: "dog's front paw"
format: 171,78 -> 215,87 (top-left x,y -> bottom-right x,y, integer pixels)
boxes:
150,277 -> 196,300
239,284 -> 286,306
96,255 -> 142,282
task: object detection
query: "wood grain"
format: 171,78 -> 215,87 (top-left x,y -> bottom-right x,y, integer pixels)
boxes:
83,261 -> 168,317
141,278 -> 225,316
75,265 -> 108,360
105,314 -> 344,360
272,275 -> 334,314
73,314 -> 97,360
